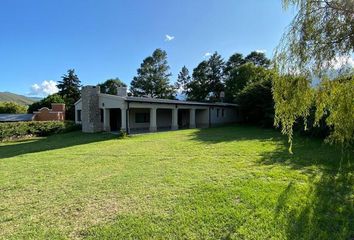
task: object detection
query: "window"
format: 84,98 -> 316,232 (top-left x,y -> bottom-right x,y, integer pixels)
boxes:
77,110 -> 81,122
222,109 -> 225,117
217,108 -> 220,118
135,112 -> 150,123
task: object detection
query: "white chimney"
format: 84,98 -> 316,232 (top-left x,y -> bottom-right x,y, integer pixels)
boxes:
117,86 -> 127,97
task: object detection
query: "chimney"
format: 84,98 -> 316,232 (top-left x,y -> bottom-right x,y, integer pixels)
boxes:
117,86 -> 127,97
51,103 -> 65,112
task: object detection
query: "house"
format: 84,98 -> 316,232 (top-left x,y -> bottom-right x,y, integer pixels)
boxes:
0,103 -> 65,122
75,86 -> 241,134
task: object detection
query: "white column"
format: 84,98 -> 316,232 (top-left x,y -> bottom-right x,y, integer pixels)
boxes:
189,108 -> 196,128
103,108 -> 110,131
121,108 -> 127,132
171,108 -> 178,130
149,107 -> 157,132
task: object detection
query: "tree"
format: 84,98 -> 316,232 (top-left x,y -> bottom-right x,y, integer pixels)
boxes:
130,49 -> 175,98
0,102 -> 27,114
237,76 -> 275,127
175,66 -> 191,95
57,69 -> 81,120
187,52 -> 225,101
224,53 -> 245,74
274,0 -> 354,151
98,78 -> 127,95
245,51 -> 271,68
225,62 -> 262,102
27,93 -> 65,113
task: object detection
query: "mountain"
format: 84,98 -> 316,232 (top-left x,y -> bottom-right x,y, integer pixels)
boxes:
0,92 -> 41,105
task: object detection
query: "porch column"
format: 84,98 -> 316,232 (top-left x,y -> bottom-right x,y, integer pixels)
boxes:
149,107 -> 157,132
103,108 -> 110,131
121,108 -> 127,132
171,108 -> 178,130
189,108 -> 196,128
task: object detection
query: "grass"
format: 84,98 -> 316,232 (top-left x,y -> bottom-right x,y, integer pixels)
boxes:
0,125 -> 352,239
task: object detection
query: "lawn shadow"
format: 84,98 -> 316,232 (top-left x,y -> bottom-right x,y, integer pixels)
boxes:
192,125 -> 353,239
257,132 -> 353,239
0,131 -> 117,159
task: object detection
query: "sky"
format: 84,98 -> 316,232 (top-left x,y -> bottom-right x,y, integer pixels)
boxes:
0,0 -> 297,97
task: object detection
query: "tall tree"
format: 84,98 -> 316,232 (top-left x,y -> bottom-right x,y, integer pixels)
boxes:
130,49 -> 175,98
187,52 -> 225,101
175,66 -> 191,95
245,51 -> 271,68
57,69 -> 81,120
225,53 -> 245,74
98,78 -> 127,95
274,0 -> 354,151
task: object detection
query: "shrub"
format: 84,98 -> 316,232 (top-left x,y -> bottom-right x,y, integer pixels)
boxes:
0,102 -> 27,114
0,121 -> 81,141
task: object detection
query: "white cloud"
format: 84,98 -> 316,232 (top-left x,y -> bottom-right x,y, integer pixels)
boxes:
165,34 -> 175,41
29,80 -> 59,96
330,55 -> 354,70
204,52 -> 212,58
255,49 -> 267,54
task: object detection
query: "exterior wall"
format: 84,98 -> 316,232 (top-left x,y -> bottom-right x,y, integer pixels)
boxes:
129,108 -> 150,130
196,109 -> 209,128
75,100 -> 82,124
81,86 -> 102,133
210,107 -> 239,125
33,103 -> 65,121
156,109 -> 172,128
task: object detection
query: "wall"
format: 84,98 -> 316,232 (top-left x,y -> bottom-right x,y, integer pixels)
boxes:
129,108 -> 150,130
210,107 -> 240,125
33,103 -> 65,121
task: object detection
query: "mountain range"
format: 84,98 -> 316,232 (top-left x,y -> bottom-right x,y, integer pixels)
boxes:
0,92 -> 41,105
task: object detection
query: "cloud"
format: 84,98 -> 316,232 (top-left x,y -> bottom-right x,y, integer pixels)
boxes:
255,49 -> 267,54
204,52 -> 212,58
165,34 -> 175,41
330,55 -> 354,70
29,80 -> 59,96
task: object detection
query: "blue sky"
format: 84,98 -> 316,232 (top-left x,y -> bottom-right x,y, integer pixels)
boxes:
0,0 -> 296,96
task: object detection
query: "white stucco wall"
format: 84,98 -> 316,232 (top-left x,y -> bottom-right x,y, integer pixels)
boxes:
210,107 -> 239,125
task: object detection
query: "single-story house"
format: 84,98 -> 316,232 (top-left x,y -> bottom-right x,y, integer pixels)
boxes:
75,86 -> 241,134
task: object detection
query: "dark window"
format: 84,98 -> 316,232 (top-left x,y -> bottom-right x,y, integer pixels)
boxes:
77,110 -> 81,122
100,109 -> 104,122
222,109 -> 225,117
217,108 -> 220,118
135,112 -> 150,123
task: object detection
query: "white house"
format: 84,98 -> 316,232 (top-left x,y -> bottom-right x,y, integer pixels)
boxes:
75,86 -> 241,134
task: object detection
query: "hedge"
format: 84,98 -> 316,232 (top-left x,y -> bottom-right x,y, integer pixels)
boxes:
0,121 -> 81,141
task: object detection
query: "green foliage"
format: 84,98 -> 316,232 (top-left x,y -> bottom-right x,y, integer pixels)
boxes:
98,78 -> 127,95
237,73 -> 275,127
0,121 -> 80,141
276,0 -> 354,74
27,93 -> 64,113
57,69 -> 82,120
0,92 -> 39,105
225,63 -> 262,101
274,0 -> 354,151
224,53 -> 245,74
0,102 -> 27,114
273,75 -> 314,153
188,52 -> 225,101
130,49 -> 175,98
315,75 -> 354,146
175,66 -> 191,95
245,51 -> 271,68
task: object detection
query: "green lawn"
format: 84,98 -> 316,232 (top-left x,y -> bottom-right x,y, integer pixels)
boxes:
0,125 -> 352,239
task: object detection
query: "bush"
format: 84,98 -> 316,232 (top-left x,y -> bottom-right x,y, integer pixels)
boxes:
0,102 -> 27,114
0,121 -> 81,141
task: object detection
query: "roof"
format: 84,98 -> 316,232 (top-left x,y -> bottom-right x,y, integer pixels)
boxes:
0,114 -> 34,122
96,93 -> 238,107
125,96 -> 238,107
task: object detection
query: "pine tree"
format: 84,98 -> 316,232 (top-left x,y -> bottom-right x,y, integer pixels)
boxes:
57,69 -> 81,120
130,49 -> 175,98
175,66 -> 191,95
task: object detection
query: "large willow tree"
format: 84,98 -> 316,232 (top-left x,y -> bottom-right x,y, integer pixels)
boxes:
274,0 -> 354,152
